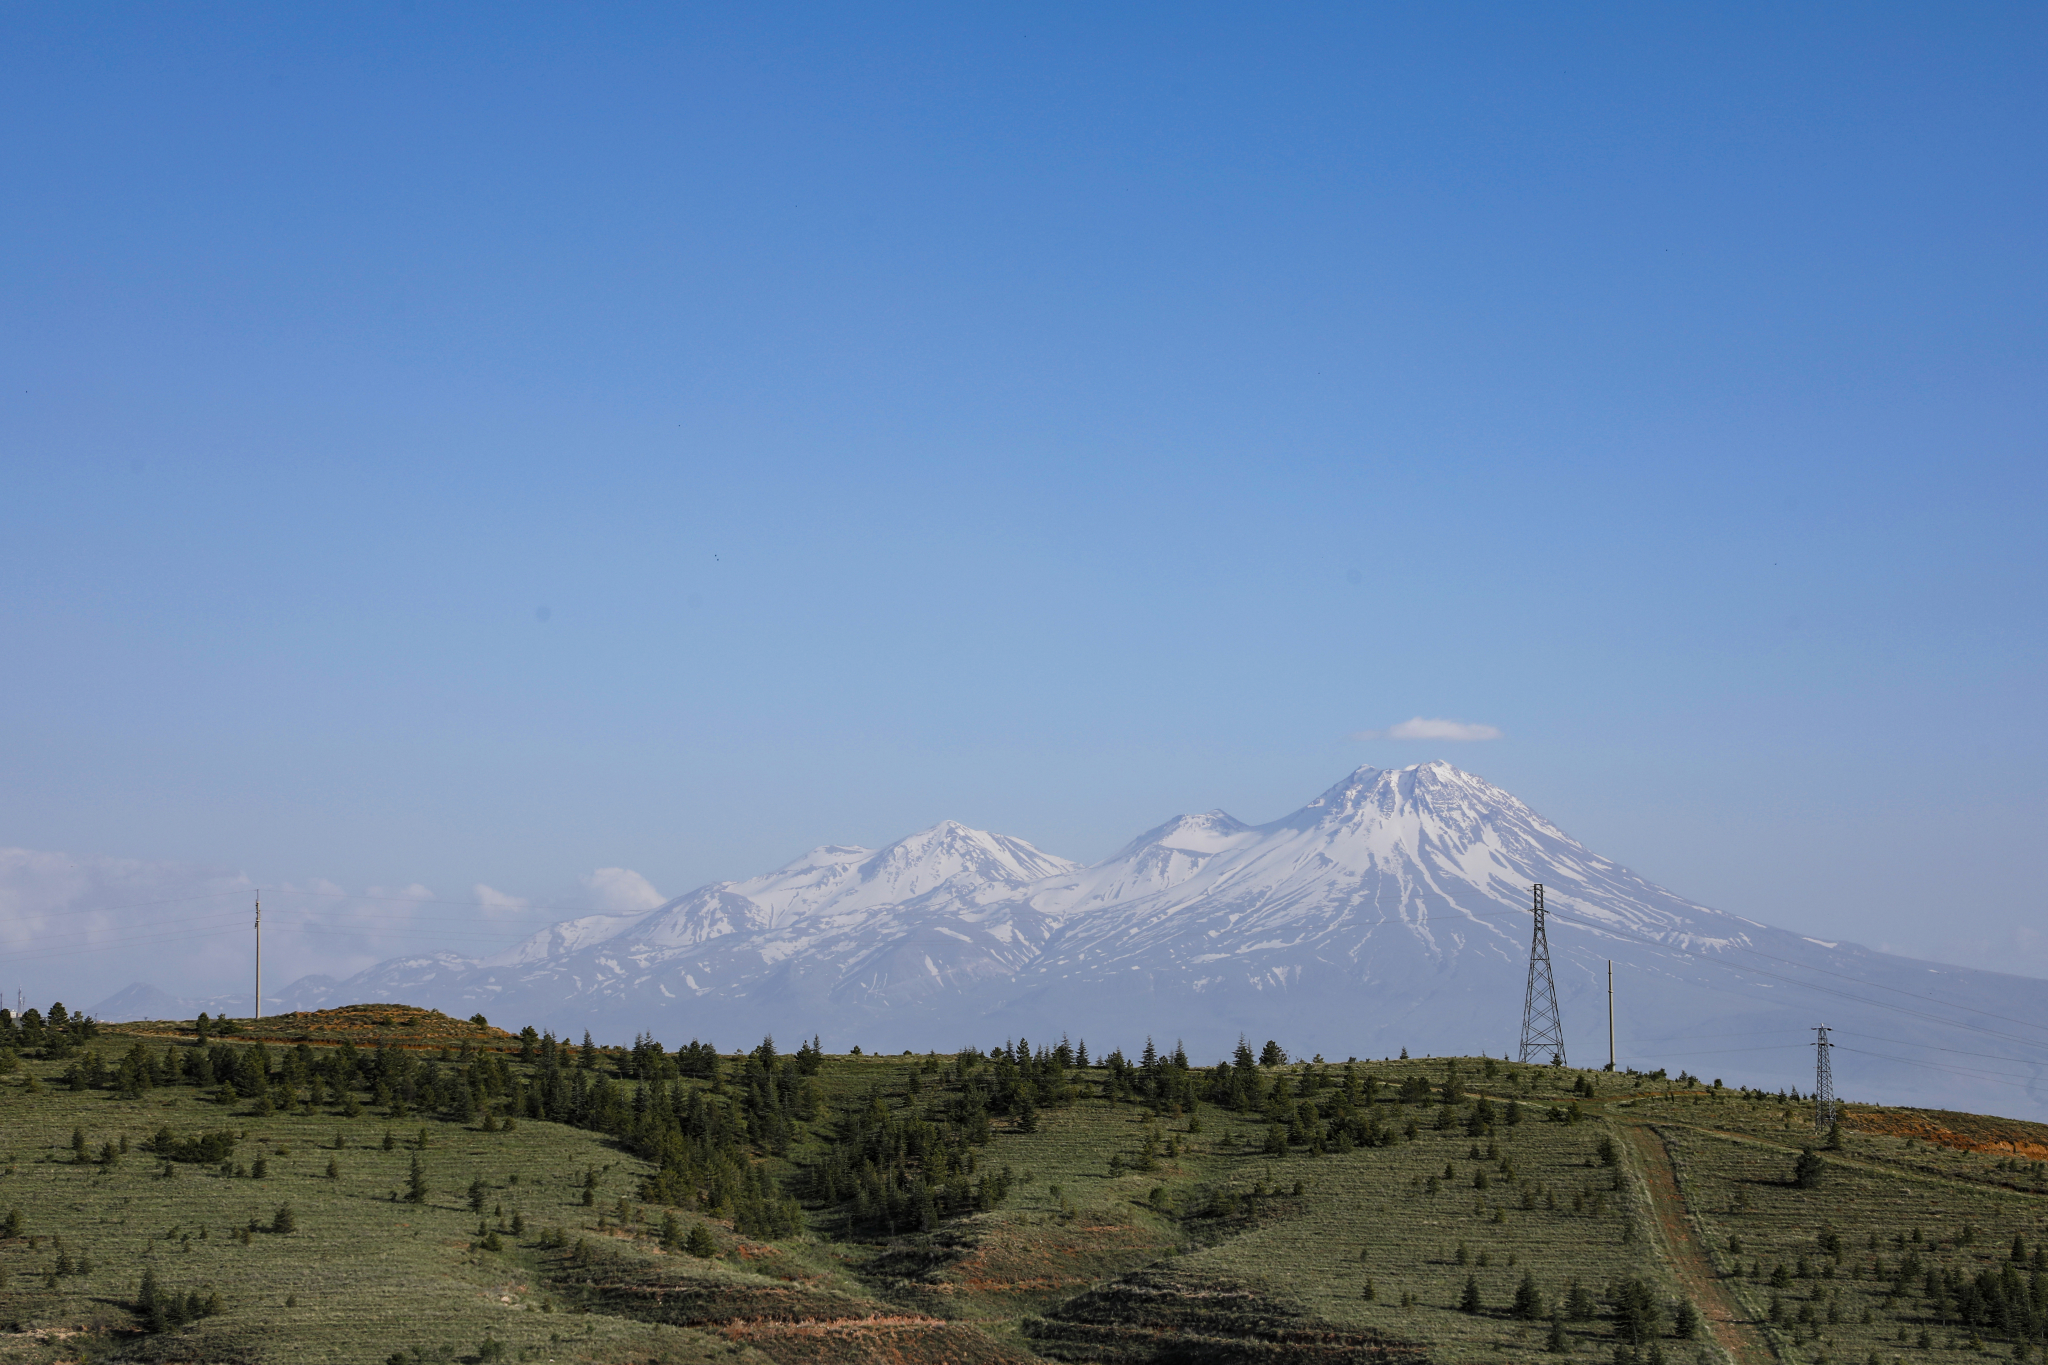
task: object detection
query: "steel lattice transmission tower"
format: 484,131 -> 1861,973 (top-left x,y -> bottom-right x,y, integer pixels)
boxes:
1518,884 -> 1566,1066
1813,1026 -> 1836,1132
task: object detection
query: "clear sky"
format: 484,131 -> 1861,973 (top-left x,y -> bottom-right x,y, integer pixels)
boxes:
2,4 -> 2044,1000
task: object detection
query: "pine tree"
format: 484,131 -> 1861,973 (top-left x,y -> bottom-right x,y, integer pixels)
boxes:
1513,1272 -> 1545,1319
1610,1278 -> 1662,1344
405,1152 -> 428,1204
271,1204 -> 295,1234
326,1156 -> 340,1180
659,1210 -> 683,1250
1460,1275 -> 1483,1314
138,1265 -> 165,1332
1793,1148 -> 1824,1188
468,1178 -> 487,1213
685,1222 -> 716,1258
1673,1301 -> 1699,1339
1548,1312 -> 1569,1352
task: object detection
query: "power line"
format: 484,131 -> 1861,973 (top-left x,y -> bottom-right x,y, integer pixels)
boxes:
1453,900 -> 2048,1057
1430,891 -> 2048,1040
1838,1030 -> 2048,1068
1539,903 -> 2048,1040
1833,1045 -> 2044,1090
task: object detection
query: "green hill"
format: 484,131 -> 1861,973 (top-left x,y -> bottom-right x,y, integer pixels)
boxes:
1,1004 -> 2044,1365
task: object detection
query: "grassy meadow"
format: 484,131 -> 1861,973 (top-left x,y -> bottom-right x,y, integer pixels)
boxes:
0,1006 -> 2043,1365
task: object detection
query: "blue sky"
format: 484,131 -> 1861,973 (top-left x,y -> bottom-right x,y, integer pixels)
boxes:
2,4 -> 2044,996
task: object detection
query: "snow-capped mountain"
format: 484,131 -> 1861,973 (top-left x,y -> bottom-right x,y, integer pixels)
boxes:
111,763 -> 2048,1118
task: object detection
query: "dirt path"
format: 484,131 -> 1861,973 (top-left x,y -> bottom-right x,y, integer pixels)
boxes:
1618,1120 -> 1775,1365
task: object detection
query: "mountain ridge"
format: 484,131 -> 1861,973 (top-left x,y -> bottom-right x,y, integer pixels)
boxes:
94,761 -> 2048,1119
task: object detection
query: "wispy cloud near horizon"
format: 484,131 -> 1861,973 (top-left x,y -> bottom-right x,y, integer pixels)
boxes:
1351,717 -> 1504,742
0,846 -> 668,1011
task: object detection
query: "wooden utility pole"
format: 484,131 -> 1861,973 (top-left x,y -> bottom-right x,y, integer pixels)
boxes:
254,893 -> 262,1023
1606,959 -> 1615,1071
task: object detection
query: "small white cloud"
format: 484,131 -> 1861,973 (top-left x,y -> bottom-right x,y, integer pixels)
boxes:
1351,716 -> 1504,742
580,867 -> 665,913
471,883 -> 531,917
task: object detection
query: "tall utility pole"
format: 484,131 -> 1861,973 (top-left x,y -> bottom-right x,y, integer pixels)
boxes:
1606,960 -> 1615,1071
1518,884 -> 1566,1066
253,893 -> 262,1023
1813,1026 -> 1835,1132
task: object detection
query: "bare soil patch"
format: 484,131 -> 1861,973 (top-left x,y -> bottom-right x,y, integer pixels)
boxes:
1618,1122 -> 1771,1365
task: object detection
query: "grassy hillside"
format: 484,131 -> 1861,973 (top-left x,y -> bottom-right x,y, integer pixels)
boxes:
0,1005 -> 2043,1365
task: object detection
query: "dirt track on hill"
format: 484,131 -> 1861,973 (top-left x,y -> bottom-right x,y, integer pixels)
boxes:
1619,1121 -> 1775,1365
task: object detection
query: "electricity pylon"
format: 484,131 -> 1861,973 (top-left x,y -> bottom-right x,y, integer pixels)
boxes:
1813,1026 -> 1835,1132
1518,884 -> 1566,1066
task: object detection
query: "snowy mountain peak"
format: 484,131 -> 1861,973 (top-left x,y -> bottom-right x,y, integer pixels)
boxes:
246,759 -> 2048,1120
1108,809 -> 1255,861
1286,761 -> 1571,849
860,820 -> 1077,895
